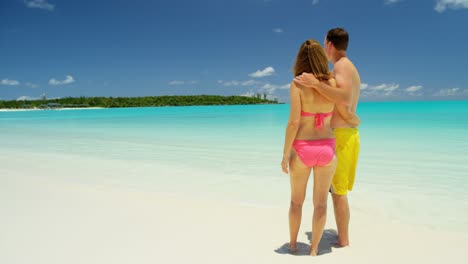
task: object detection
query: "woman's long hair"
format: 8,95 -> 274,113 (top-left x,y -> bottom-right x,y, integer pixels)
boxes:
293,39 -> 331,81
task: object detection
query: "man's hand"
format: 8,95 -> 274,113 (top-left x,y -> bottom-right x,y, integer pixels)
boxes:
345,114 -> 361,127
293,73 -> 319,88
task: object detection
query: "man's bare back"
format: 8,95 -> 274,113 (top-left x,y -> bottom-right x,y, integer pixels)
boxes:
331,57 -> 361,129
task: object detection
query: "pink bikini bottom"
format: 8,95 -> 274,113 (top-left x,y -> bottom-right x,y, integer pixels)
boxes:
292,138 -> 336,167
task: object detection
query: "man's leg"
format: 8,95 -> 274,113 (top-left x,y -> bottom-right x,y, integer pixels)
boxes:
332,193 -> 350,247
331,128 -> 359,247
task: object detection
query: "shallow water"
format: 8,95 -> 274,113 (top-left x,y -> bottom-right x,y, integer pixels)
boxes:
1,101 -> 467,231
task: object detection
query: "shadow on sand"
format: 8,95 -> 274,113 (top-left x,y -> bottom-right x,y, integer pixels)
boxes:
274,229 -> 339,256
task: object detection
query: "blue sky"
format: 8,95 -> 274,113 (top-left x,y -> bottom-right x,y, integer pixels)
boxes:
1,0 -> 467,102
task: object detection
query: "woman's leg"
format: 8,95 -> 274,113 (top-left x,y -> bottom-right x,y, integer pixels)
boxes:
310,156 -> 337,256
288,151 -> 312,252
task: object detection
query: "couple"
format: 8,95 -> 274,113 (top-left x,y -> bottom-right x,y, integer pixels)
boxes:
281,28 -> 361,256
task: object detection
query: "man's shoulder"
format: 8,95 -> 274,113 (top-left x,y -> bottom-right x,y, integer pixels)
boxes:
335,57 -> 353,68
335,58 -> 357,75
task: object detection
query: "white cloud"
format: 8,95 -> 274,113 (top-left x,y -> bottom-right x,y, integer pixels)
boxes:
262,83 -> 290,92
222,81 -> 240,86
265,94 -> 279,101
385,0 -> 402,5
241,90 -> 278,101
25,82 -> 39,88
16,95 -> 39,101
219,80 -> 287,90
168,80 -> 198,85
168,80 -> 185,85
248,66 -> 275,78
259,83 -> 289,102
1,79 -> 20,86
362,83 -> 424,97
433,87 -> 468,96
221,79 -> 288,102
49,75 -> 75,86
273,28 -> 284,33
220,81 -> 240,86
372,84 -> 397,91
361,83 -> 400,97
262,83 -> 275,90
219,80 -> 261,87
405,85 -> 423,92
312,0 -> 320,5
241,91 -> 256,97
372,83 -> 400,92
219,78 -> 288,102
435,0 -> 468,12
24,0 -> 55,11
240,80 -> 259,86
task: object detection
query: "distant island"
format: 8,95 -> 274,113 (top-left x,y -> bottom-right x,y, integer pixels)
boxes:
0,95 -> 280,109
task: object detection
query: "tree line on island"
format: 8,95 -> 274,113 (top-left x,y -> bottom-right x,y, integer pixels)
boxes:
0,94 -> 280,109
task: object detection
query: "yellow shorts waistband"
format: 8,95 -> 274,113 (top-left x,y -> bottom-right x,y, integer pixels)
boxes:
333,127 -> 359,134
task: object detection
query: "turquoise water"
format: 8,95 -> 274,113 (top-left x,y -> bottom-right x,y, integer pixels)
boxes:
1,101 -> 468,231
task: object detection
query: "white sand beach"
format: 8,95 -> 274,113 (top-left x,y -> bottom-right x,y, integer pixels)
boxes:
1,151 -> 467,264
0,108 -> 41,112
0,107 -> 104,112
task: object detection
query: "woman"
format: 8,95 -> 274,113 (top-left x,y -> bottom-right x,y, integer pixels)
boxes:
281,39 -> 358,256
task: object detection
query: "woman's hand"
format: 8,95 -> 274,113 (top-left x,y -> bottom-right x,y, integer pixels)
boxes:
281,155 -> 290,174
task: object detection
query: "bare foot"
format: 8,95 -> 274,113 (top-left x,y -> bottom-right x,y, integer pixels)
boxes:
337,239 -> 349,247
289,244 -> 297,254
330,241 -> 349,248
310,249 -> 318,256
335,235 -> 349,247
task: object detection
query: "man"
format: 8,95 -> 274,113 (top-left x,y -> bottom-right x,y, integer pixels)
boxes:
294,28 -> 361,247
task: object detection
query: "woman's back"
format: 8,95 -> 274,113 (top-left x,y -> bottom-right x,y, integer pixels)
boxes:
295,78 -> 335,140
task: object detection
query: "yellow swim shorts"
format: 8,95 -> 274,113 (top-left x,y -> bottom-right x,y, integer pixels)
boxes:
331,128 -> 360,195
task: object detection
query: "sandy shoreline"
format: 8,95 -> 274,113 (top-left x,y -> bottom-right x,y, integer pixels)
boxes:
1,152 -> 467,264
0,107 -> 104,112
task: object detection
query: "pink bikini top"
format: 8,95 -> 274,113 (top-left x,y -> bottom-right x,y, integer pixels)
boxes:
301,110 -> 333,129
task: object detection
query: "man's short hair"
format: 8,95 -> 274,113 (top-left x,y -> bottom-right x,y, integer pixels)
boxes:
326,28 -> 349,51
